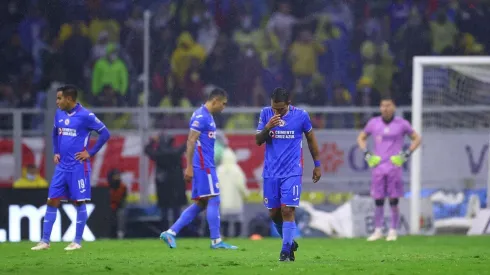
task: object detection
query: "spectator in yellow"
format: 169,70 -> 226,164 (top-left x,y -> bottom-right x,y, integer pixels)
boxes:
430,11 -> 458,54
92,44 -> 129,96
56,20 -> 89,46
13,164 -> 48,189
233,16 -> 281,68
360,33 -> 395,97
88,10 -> 121,44
315,15 -> 341,42
253,30 -> 282,68
233,15 -> 255,49
170,32 -> 206,83
289,29 -> 325,78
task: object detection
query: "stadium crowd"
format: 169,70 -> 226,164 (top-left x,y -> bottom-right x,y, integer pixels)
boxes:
0,0 -> 489,131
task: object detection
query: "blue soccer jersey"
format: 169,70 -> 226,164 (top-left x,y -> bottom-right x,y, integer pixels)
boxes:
257,106 -> 312,209
49,103 -> 109,201
256,106 -> 313,179
54,104 -> 106,172
189,105 -> 220,199
189,105 -> 217,169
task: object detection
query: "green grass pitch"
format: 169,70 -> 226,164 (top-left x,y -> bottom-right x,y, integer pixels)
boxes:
1,236 -> 489,275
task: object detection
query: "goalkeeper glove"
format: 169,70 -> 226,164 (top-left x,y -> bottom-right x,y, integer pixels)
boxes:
364,150 -> 381,168
390,150 -> 411,167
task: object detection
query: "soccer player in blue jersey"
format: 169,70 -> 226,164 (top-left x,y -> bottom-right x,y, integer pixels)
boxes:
31,85 -> 110,251
160,88 -> 237,250
256,88 -> 321,261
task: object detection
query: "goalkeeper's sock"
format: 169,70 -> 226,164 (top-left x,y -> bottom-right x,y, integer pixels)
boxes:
206,196 -> 221,241
169,203 -> 202,235
374,205 -> 384,228
74,204 -> 87,245
282,221 -> 296,253
390,205 -> 400,230
273,222 -> 283,237
41,205 -> 58,244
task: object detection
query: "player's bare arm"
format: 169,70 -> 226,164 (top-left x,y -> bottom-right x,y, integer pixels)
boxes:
407,131 -> 422,153
357,131 -> 369,151
256,114 -> 281,145
184,129 -> 200,181
305,130 -> 321,183
255,128 -> 271,146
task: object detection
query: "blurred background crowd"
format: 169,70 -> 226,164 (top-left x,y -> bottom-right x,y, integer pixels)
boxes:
1,0 -> 489,131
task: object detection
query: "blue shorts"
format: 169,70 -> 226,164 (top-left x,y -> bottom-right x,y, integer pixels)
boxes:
48,167 -> 91,202
263,176 -> 302,209
191,167 -> 220,200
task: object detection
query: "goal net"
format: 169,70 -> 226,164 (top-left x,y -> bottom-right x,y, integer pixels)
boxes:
411,57 -> 490,234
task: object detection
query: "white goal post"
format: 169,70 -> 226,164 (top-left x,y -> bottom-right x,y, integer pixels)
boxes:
411,56 -> 490,234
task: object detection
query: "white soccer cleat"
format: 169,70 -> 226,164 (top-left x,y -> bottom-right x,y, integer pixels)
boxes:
386,229 -> 397,241
31,242 -> 50,250
367,228 -> 383,241
64,242 -> 82,251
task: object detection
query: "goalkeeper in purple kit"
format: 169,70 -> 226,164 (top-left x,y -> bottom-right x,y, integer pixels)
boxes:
256,88 -> 321,261
357,97 -> 421,241
31,85 -> 110,251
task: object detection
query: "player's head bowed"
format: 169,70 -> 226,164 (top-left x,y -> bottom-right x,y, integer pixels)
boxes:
271,87 -> 291,117
206,88 -> 228,114
56,85 -> 79,111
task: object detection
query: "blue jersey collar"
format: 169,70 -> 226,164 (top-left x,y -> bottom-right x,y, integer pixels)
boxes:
282,105 -> 293,119
67,103 -> 81,116
202,104 -> 210,114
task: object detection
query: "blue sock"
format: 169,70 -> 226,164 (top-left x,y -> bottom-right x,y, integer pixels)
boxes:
282,221 -> 296,253
274,222 -> 283,237
169,203 -> 202,235
42,206 -> 58,244
74,204 -> 88,244
207,196 -> 221,241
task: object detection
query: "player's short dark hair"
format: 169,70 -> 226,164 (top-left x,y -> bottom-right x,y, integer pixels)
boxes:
208,88 -> 227,101
57,85 -> 78,101
271,87 -> 290,103
380,96 -> 395,104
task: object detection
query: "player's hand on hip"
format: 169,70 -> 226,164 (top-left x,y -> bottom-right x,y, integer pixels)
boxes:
265,114 -> 281,129
53,154 -> 60,164
184,166 -> 193,182
312,167 -> 321,183
75,150 -> 90,161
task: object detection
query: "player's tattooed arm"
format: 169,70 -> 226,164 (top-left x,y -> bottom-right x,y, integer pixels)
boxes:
186,130 -> 200,167
305,130 -> 320,161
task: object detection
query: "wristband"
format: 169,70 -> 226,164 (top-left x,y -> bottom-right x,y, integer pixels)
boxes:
403,150 -> 412,158
314,160 -> 321,167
